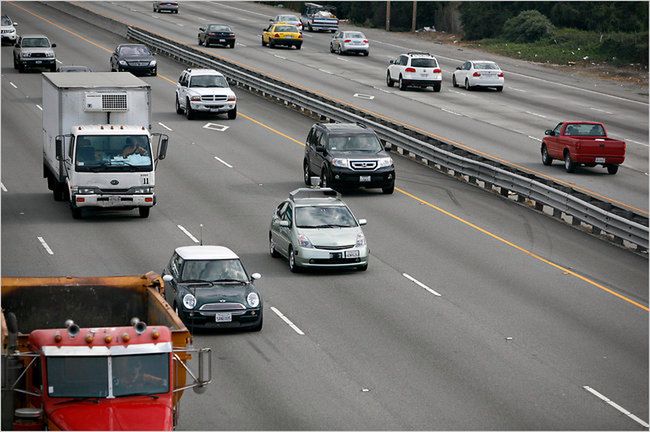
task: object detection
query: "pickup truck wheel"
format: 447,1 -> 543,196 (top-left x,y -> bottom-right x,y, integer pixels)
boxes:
607,165 -> 619,175
138,207 -> 151,218
175,95 -> 183,114
386,72 -> 394,87
308,23 -> 313,32
53,182 -> 65,201
227,107 -> 237,120
564,151 -> 576,173
541,146 -> 553,166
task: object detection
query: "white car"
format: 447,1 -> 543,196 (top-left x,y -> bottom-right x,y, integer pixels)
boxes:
452,60 -> 504,91
1,15 -> 17,46
175,68 -> 237,120
386,52 -> 442,92
330,31 -> 369,56
270,14 -> 303,31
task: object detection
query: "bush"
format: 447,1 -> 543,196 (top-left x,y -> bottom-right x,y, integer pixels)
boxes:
601,31 -> 649,64
503,10 -> 555,42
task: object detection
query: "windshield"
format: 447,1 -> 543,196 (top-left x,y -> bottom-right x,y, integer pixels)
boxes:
329,134 -> 383,152
345,32 -> 365,39
2,16 -> 12,26
473,62 -> 499,70
181,259 -> 248,282
22,37 -> 50,48
411,58 -> 437,68
275,25 -> 298,33
208,25 -> 231,32
278,15 -> 299,22
564,124 -> 606,136
75,135 -> 152,172
296,206 -> 357,228
47,356 -> 109,398
189,75 -> 229,88
119,45 -> 151,56
112,354 -> 169,397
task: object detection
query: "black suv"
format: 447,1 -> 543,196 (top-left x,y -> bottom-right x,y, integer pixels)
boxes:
303,123 -> 395,194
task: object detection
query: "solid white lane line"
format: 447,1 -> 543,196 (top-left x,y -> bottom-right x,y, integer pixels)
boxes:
589,107 -> 613,114
403,273 -> 441,296
238,43 -> 247,47
37,237 -> 54,255
197,16 -> 206,21
274,54 -> 286,60
508,87 -> 527,92
525,111 -> 547,119
441,108 -> 461,116
36,105 -> 43,111
214,156 -> 233,168
158,122 -> 173,131
177,225 -> 199,243
270,307 -> 305,335
528,136 -> 542,142
55,59 -> 62,64
626,139 -> 649,147
9,82 -> 17,89
1,183 -> 7,192
583,386 -> 649,428
318,69 -> 333,74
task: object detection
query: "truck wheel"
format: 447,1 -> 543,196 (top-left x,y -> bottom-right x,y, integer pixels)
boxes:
541,145 -> 553,166
138,207 -> 151,218
71,206 -> 82,219
308,23 -> 313,32
564,151 -> 576,173
175,95 -> 183,114
607,165 -> 619,175
227,106 -> 237,120
185,99 -> 194,120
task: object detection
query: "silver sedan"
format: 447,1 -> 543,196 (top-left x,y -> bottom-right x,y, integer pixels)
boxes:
330,31 -> 369,56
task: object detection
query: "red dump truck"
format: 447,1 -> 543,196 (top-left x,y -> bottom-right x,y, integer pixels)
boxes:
541,121 -> 626,174
1,273 -> 211,431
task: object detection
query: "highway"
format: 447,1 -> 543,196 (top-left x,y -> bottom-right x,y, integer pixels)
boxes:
1,2 -> 648,430
63,0 -> 649,214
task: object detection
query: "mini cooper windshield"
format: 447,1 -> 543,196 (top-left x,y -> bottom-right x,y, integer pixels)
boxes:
182,259 -> 249,283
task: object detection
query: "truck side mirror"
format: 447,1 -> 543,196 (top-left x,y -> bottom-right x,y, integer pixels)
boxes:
544,130 -> 553,136
55,137 -> 64,160
51,43 -> 56,48
193,347 -> 212,394
158,136 -> 168,160
358,218 -> 367,226
279,220 -> 290,227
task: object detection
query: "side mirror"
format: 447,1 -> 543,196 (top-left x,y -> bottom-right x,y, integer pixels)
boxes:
315,144 -> 325,153
279,220 -> 290,227
269,18 -> 273,21
55,136 -> 64,160
455,66 -> 461,70
384,142 -> 392,152
193,347 -> 212,394
358,218 -> 367,226
13,23 -> 18,26
162,274 -> 173,282
251,273 -> 261,280
158,136 -> 169,160
51,43 -> 56,48
544,130 -> 553,136
14,43 -> 19,48
389,60 -> 395,64
199,27 -> 205,31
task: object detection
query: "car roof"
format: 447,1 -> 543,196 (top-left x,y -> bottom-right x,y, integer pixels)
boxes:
289,187 -> 346,207
405,51 -> 434,57
318,123 -> 369,132
207,23 -> 231,27
184,68 -> 224,76
175,245 -> 239,260
21,34 -> 50,39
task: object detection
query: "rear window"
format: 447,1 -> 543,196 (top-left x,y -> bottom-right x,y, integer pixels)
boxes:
345,32 -> 365,39
275,25 -> 298,32
208,25 -> 231,32
410,58 -> 437,68
564,124 -> 606,137
279,15 -> 299,22
473,62 -> 499,70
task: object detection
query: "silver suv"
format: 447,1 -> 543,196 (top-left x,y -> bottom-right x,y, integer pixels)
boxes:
1,15 -> 17,46
13,34 -> 57,73
387,52 -> 441,92
269,186 -> 369,272
175,68 -> 237,120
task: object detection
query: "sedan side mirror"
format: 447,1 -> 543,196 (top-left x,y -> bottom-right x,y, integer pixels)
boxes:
51,43 -> 56,48
279,220 -> 290,227
162,274 -> 174,282
544,130 -> 553,136
199,27 -> 205,31
455,66 -> 461,70
13,22 -> 18,26
251,273 -> 262,280
269,18 -> 273,21
358,219 -> 367,226
389,60 -> 395,64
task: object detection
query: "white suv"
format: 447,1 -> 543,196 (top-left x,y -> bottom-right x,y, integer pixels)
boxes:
175,68 -> 237,120
386,52 -> 442,92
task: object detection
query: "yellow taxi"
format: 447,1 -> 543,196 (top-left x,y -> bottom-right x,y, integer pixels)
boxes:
261,23 -> 303,50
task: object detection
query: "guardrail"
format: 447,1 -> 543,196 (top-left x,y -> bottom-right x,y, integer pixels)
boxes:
125,26 -> 648,252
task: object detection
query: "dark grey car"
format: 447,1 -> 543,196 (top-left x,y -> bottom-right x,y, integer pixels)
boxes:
110,44 -> 157,76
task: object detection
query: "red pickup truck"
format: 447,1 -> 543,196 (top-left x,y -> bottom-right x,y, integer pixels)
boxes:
541,121 -> 625,174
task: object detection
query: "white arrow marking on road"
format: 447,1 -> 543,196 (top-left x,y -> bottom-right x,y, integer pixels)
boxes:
1,183 -> 7,192
202,123 -> 229,132
583,386 -> 649,428
9,82 -> 17,89
403,273 -> 441,296
353,93 -> 375,100
158,122 -> 173,131
214,156 -> 233,168
36,105 -> 42,111
177,225 -> 199,243
37,237 -> 54,255
270,307 -> 305,335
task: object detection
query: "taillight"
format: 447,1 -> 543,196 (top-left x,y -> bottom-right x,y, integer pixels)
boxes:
274,33 -> 280,37
498,72 -> 504,77
472,71 -> 481,77
405,67 -> 416,73
363,39 -> 368,43
343,39 -> 351,43
433,68 -> 441,73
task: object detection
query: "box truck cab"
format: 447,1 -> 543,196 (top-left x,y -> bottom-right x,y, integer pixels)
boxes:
42,72 -> 168,219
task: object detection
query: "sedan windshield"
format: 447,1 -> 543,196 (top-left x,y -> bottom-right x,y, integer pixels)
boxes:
182,259 -> 248,282
473,62 -> 499,70
296,206 -> 357,228
22,38 -> 50,48
112,354 -> 169,397
411,58 -> 437,68
75,135 -> 152,172
275,25 -> 298,33
329,134 -> 383,152
189,75 -> 229,88
119,45 -> 151,56
47,356 -> 109,398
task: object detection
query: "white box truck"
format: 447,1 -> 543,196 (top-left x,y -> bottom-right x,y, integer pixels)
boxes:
42,72 -> 168,219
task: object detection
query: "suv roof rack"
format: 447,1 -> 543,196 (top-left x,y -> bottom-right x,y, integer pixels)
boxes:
289,187 -> 339,202
407,51 -> 432,56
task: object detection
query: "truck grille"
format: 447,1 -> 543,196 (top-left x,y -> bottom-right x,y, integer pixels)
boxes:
201,95 -> 228,102
350,160 -> 377,170
30,52 -> 47,58
1,29 -> 13,34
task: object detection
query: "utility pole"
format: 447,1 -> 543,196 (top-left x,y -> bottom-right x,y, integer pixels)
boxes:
385,0 -> 391,32
411,0 -> 417,32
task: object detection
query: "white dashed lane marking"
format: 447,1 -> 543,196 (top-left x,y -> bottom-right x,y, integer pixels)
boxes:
158,122 -> 173,131
9,82 -> 17,89
270,307 -> 305,335
36,105 -> 43,111
37,237 -> 54,255
177,225 -> 199,243
583,386 -> 649,428
214,156 -> 233,168
403,273 -> 441,296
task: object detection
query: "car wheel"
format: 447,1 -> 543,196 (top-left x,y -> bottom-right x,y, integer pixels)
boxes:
269,234 -> 280,258
496,86 -> 503,92
308,23 -> 313,32
386,72 -> 394,87
364,51 -> 369,56
433,82 -> 441,92
564,151 -> 576,173
53,182 -> 65,202
269,39 -> 275,48
185,99 -> 194,120
227,106 -> 237,120
399,76 -> 407,91
541,145 -> 553,166
357,263 -> 368,271
452,75 -> 458,87
465,78 -> 472,91
320,167 -> 331,188
295,43 -> 302,50
303,160 -> 314,185
138,207 -> 150,218
288,247 -> 301,273
175,95 -> 183,114
13,56 -> 18,69
198,38 -> 203,46
262,38 -> 267,47
18,63 -> 25,73
330,43 -> 334,53
382,184 -> 394,194
151,68 -> 157,77
229,42 -> 235,49
607,165 -> 619,175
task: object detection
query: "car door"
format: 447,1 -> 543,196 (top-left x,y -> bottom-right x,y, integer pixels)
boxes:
308,128 -> 324,174
547,122 -> 563,157
274,201 -> 291,255
177,73 -> 188,107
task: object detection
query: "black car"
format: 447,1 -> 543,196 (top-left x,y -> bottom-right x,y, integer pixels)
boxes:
198,24 -> 235,48
110,44 -> 157,76
303,123 -> 395,194
162,245 -> 263,331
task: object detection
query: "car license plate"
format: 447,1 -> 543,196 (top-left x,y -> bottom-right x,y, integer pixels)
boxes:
359,175 -> 371,182
420,73 -> 428,77
345,250 -> 360,258
595,157 -> 606,163
330,252 -> 342,259
284,35 -> 293,39
108,195 -> 120,203
219,39 -> 225,42
35,61 -> 42,64
215,312 -> 232,322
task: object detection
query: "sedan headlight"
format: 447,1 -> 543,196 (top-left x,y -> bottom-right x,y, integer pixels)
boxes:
331,158 -> 349,168
355,232 -> 366,247
297,233 -> 313,248
182,293 -> 197,309
118,60 -> 127,66
247,292 -> 260,308
149,60 -> 157,66
133,186 -> 153,194
377,157 -> 393,168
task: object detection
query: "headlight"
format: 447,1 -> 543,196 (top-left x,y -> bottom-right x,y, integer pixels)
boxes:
45,52 -> 54,58
182,293 -> 196,309
377,157 -> 393,168
118,60 -> 127,66
75,186 -> 98,194
247,292 -> 260,308
190,95 -> 202,101
227,95 -> 236,102
134,186 -> 153,194
331,158 -> 349,168
355,232 -> 366,247
149,60 -> 157,66
297,233 -> 313,248
21,52 -> 31,58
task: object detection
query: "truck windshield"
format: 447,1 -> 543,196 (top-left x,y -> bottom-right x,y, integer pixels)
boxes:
181,259 -> 249,283
75,135 -> 153,172
47,353 -> 170,398
22,37 -> 50,48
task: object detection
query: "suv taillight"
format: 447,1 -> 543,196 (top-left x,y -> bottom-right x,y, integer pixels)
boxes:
472,71 -> 481,77
405,67 -> 416,73
498,72 -> 504,77
433,68 -> 441,73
